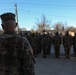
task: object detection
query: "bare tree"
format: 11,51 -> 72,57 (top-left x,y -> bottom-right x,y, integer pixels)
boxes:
35,15 -> 51,33
30,28 -> 35,33
53,21 -> 67,32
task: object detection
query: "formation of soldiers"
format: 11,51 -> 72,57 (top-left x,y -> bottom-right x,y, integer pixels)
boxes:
19,30 -> 76,59
0,12 -> 75,75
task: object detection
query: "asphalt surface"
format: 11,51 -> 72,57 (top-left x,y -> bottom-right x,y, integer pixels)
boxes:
34,45 -> 76,75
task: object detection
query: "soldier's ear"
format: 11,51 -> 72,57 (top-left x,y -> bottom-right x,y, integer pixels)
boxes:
1,24 -> 4,29
15,23 -> 18,28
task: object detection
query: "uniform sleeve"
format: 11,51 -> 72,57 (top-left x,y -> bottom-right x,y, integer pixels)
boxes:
22,37 -> 35,75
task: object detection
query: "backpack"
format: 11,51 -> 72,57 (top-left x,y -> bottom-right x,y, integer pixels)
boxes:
0,34 -> 24,75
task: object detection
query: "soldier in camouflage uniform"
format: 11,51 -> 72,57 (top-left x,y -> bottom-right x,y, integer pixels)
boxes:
41,32 -> 49,58
31,33 -> 37,57
63,31 -> 73,59
0,12 -> 35,75
46,33 -> 52,55
53,32 -> 61,58
38,33 -> 42,54
72,33 -> 76,57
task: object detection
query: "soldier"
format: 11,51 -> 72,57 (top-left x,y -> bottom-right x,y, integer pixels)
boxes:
37,33 -> 42,54
31,33 -> 37,57
73,33 -> 76,57
24,32 -> 33,46
53,32 -> 61,58
63,31 -> 73,59
41,31 -> 49,58
47,33 -> 52,55
0,12 -> 35,75
34,32 -> 40,55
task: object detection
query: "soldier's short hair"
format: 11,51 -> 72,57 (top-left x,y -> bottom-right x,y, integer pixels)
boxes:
65,31 -> 69,35
75,33 -> 76,36
0,12 -> 15,22
55,32 -> 59,35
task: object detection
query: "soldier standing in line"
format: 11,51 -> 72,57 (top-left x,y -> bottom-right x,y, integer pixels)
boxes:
63,31 -> 73,59
37,33 -> 42,54
35,32 -> 40,55
24,32 -> 33,46
72,33 -> 76,57
0,12 -> 35,75
53,32 -> 61,58
31,32 -> 40,57
41,31 -> 49,58
47,33 -> 52,55
31,33 -> 37,57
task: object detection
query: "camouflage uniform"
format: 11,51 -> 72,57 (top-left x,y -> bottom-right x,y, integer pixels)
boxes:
31,33 -> 38,57
0,32 -> 35,75
73,33 -> 76,57
34,33 -> 40,55
46,33 -> 52,55
53,32 -> 61,58
37,33 -> 42,54
41,33 -> 49,58
63,31 -> 73,59
24,32 -> 33,46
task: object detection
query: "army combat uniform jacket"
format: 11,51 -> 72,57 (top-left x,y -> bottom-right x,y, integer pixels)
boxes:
0,32 -> 35,75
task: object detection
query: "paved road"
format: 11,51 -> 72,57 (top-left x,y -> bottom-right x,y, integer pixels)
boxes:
34,45 -> 76,75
